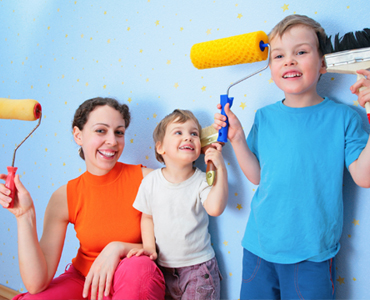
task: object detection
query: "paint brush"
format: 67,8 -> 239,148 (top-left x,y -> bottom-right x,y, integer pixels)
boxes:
324,28 -> 370,122
200,125 -> 224,185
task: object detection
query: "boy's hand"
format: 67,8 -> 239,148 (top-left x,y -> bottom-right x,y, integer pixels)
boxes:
204,143 -> 226,171
127,248 -> 157,261
213,103 -> 245,143
350,69 -> 370,108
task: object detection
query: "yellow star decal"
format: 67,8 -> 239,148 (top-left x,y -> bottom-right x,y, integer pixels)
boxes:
174,83 -> 179,88
128,97 -> 132,103
229,272 -> 233,276
155,20 -> 160,26
237,13 -> 242,19
153,113 -> 157,118
223,241 -> 228,246
268,78 -> 274,84
237,204 -> 242,210
146,78 -> 149,82
167,60 -> 171,65
140,49 -> 143,53
130,139 -> 134,143
146,155 -> 149,160
337,276 -> 345,285
353,100 -> 359,106
180,27 -> 184,31
103,85 -> 107,89
240,102 -> 247,110
127,27 -> 131,31
201,86 -> 206,92
352,219 -> 359,226
206,29 -> 211,35
282,4 -> 289,11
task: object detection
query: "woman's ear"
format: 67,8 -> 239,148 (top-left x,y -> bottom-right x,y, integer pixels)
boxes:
73,126 -> 83,146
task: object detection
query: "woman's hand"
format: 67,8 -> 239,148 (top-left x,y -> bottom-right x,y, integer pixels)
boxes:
0,174 -> 35,217
83,242 -> 124,300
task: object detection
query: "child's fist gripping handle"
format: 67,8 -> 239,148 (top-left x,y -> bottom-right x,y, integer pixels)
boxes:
217,95 -> 233,143
5,166 -> 17,209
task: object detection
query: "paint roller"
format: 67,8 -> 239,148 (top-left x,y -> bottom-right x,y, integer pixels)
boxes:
190,30 -> 270,143
0,98 -> 42,208
190,31 -> 269,184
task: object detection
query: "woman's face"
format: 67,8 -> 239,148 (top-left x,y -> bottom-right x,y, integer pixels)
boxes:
73,105 -> 126,175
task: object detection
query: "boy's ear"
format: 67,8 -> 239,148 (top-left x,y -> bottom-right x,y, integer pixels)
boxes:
73,126 -> 83,146
156,141 -> 165,155
320,56 -> 327,74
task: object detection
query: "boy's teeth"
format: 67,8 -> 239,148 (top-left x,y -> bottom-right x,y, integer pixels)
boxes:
283,73 -> 302,78
180,146 -> 194,150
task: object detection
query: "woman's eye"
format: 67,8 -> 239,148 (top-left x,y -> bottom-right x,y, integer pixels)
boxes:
96,129 -> 105,133
116,131 -> 125,136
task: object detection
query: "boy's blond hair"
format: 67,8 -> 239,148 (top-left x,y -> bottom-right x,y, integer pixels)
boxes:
269,14 -> 328,56
153,109 -> 202,164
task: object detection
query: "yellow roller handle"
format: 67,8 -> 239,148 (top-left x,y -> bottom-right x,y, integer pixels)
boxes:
0,98 -> 42,121
190,31 -> 269,70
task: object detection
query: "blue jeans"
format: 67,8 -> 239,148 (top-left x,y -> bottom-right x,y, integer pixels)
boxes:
240,248 -> 335,300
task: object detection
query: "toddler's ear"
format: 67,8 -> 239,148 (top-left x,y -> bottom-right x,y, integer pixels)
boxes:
156,142 -> 165,155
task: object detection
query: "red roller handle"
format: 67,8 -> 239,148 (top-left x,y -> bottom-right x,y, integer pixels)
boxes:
4,166 -> 17,209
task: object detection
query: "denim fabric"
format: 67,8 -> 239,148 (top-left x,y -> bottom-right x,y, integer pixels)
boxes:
240,248 -> 335,300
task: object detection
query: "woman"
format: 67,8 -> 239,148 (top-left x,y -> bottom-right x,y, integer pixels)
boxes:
0,97 -> 165,300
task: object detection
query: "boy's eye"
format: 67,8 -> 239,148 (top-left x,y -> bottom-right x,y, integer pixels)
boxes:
191,132 -> 199,137
175,131 -> 182,135
274,54 -> 283,59
297,50 -> 307,55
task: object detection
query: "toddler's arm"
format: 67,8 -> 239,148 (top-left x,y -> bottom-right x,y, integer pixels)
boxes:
213,103 -> 260,185
127,213 -> 157,260
203,143 -> 228,216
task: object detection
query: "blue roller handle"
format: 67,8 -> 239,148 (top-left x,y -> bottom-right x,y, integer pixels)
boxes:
217,94 -> 234,143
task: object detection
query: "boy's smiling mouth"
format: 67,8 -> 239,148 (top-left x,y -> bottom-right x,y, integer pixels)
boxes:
283,72 -> 302,78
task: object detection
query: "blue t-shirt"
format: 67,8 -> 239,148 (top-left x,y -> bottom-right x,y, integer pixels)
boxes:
243,98 -> 368,264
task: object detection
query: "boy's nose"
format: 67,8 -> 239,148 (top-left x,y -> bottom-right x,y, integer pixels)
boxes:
284,56 -> 297,66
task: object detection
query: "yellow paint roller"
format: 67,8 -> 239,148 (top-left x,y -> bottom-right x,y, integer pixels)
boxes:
190,30 -> 270,143
0,98 -> 42,209
190,31 -> 270,183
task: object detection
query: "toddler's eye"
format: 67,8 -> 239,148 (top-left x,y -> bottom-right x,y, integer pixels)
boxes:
191,132 -> 199,137
175,131 -> 182,135
297,51 -> 307,55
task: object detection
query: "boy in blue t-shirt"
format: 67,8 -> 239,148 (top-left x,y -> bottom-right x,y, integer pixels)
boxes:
214,14 -> 370,299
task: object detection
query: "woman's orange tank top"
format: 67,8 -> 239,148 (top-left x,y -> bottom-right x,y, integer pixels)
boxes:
67,162 -> 143,276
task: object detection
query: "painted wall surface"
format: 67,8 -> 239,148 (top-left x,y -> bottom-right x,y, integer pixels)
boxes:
1,1 -> 369,299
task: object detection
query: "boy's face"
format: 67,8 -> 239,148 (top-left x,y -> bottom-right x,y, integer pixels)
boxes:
269,25 -> 326,100
157,119 -> 201,166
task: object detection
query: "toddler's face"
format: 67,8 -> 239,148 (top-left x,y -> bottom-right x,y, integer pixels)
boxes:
157,119 -> 201,165
269,25 -> 326,100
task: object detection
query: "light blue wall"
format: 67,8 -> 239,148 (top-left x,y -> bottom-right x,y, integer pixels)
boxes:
1,1 -> 369,299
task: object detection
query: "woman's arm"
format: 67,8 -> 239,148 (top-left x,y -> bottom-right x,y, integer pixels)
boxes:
2,175 -> 69,294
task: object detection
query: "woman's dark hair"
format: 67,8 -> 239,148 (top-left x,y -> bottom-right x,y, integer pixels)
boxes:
72,97 -> 131,160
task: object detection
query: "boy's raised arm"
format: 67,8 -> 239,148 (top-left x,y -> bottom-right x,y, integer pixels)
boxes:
213,103 -> 261,185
